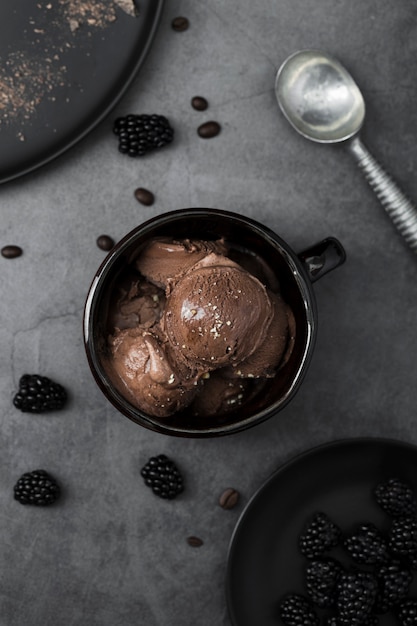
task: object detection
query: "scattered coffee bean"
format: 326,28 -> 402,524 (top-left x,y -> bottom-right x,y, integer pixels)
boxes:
171,16 -> 189,31
1,245 -> 22,259
219,488 -> 240,510
134,187 -> 155,206
197,121 -> 221,139
187,536 -> 204,547
96,235 -> 115,251
191,96 -> 208,111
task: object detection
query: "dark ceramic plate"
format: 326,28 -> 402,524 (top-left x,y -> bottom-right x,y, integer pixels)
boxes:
0,0 -> 163,184
226,438 -> 417,626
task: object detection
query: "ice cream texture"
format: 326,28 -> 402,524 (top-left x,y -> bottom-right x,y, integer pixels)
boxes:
106,238 -> 295,418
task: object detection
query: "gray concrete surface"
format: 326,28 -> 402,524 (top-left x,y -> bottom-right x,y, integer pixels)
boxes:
2,1 -> 417,624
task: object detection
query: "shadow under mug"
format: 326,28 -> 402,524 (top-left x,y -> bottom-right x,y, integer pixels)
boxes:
83,208 -> 346,437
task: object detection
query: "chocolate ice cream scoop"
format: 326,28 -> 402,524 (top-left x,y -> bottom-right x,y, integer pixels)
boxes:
190,373 -> 250,417
162,253 -> 275,371
107,278 -> 165,331
108,327 -> 197,416
136,238 -> 228,289
225,293 -> 295,378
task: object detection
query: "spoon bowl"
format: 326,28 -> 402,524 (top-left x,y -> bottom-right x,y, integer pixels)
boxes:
276,49 -> 365,143
275,49 -> 417,252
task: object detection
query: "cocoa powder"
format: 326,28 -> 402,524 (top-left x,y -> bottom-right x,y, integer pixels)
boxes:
0,0 -> 137,126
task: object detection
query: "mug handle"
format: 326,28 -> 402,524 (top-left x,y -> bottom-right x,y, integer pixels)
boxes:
298,237 -> 346,283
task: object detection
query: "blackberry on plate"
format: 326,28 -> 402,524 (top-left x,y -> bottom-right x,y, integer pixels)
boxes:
397,599 -> 417,626
279,593 -> 319,626
327,616 -> 379,626
299,512 -> 341,559
113,114 -> 174,157
388,516 -> 417,557
140,454 -> 184,499
336,570 -> 378,625
14,469 -> 60,506
13,374 -> 67,413
360,616 -> 379,626
374,478 -> 417,518
374,560 -> 413,614
305,557 -> 342,608
344,522 -> 390,565
410,554 -> 417,571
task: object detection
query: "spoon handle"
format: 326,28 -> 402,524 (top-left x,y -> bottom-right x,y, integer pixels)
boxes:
348,136 -> 417,252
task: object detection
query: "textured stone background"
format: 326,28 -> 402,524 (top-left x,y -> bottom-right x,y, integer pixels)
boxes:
2,1 -> 417,624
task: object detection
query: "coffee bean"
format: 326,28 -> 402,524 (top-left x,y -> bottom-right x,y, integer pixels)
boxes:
1,245 -> 22,259
134,187 -> 155,206
197,121 -> 221,139
219,488 -> 239,510
96,235 -> 115,251
187,536 -> 203,547
171,16 -> 189,31
191,96 -> 208,111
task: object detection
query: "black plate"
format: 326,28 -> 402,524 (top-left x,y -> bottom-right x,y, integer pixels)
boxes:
226,438 -> 417,626
0,0 -> 163,184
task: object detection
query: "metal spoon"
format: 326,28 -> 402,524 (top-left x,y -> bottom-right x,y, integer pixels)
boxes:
275,49 -> 417,252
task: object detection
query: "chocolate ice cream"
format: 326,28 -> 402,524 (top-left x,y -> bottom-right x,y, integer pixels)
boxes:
104,237 -> 295,418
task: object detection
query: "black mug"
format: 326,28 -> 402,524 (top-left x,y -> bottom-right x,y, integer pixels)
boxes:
84,208 -> 346,437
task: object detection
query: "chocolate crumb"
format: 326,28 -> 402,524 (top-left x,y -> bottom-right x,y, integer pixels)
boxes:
171,16 -> 189,31
96,235 -> 115,251
1,245 -> 23,259
134,187 -> 155,206
187,536 -> 204,547
114,0 -> 137,17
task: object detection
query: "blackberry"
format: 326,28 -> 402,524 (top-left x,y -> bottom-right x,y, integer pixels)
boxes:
410,554 -> 417,571
299,512 -> 341,559
374,478 -> 417,518
374,560 -> 413,613
13,374 -> 67,413
305,557 -> 342,608
344,523 -> 390,565
279,593 -> 319,626
140,454 -> 184,499
388,516 -> 417,558
397,599 -> 417,625
336,570 -> 378,625
14,469 -> 60,506
327,616 -> 379,626
113,114 -> 174,157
